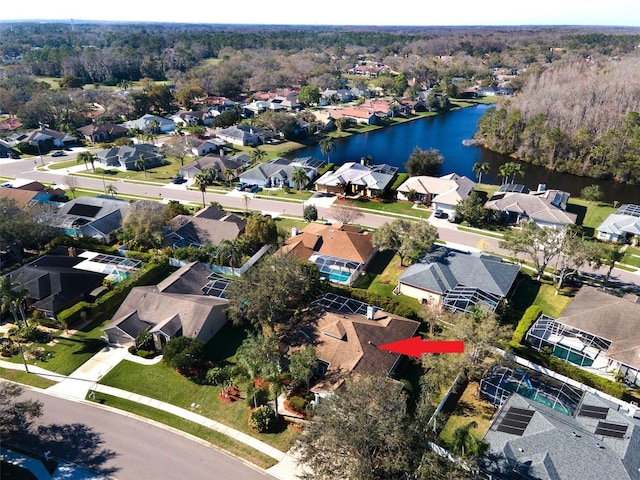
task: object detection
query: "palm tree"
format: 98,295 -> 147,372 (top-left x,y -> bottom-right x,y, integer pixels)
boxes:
77,151 -> 97,172
292,167 -> 309,191
134,156 -> 147,177
223,168 -> 235,188
499,161 -> 524,184
250,147 -> 266,165
194,172 -> 208,208
217,239 -> 243,275
241,193 -> 251,215
451,421 -> 484,458
472,162 -> 490,186
319,137 -> 336,163
105,184 -> 118,197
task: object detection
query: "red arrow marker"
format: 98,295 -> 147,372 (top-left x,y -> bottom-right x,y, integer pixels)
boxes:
377,337 -> 464,358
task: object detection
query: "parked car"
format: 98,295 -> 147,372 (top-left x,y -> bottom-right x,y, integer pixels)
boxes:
171,175 -> 185,184
434,209 -> 448,219
236,183 -> 246,191
51,151 -> 66,157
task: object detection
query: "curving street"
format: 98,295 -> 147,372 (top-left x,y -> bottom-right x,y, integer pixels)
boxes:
10,387 -> 273,480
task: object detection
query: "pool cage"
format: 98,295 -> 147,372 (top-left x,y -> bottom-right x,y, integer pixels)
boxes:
479,364 -> 584,416
201,273 -> 233,299
441,285 -> 503,314
309,253 -> 362,285
525,315 -> 612,369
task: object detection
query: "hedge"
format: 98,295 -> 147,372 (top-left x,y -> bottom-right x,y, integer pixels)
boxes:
507,342 -> 626,399
511,305 -> 542,345
54,258 -> 170,327
329,285 -> 419,320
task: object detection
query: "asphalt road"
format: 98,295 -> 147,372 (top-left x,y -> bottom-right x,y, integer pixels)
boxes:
1,155 -> 638,291
10,387 -> 272,480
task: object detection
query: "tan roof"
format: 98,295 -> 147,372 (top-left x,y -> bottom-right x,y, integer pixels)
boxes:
558,286 -> 640,369
0,188 -> 38,208
397,174 -> 474,204
310,309 -> 420,393
284,223 -> 375,264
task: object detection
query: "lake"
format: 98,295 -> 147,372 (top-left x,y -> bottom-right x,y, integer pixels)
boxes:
292,104 -> 639,205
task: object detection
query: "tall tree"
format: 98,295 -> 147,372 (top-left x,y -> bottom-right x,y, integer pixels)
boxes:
405,147 -> 443,177
77,151 -> 97,172
292,167 -> 309,191
319,137 -> 336,164
250,147 -> 266,164
498,161 -> 524,184
330,202 -> 363,225
121,201 -> 168,250
294,374 -> 426,480
590,243 -> 625,288
288,345 -> 317,390
372,219 -> 438,266
194,172 -> 208,208
499,222 -> 562,280
297,85 -> 320,106
0,277 -> 29,327
216,239 -> 243,274
553,226 -> 600,292
472,162 -> 490,186
226,254 -> 322,331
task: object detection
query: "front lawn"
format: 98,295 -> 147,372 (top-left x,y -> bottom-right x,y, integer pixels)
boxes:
2,318 -> 109,376
352,198 -> 430,218
99,324 -> 299,454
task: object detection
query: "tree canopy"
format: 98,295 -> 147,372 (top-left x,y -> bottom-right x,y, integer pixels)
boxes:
405,147 -> 444,177
372,219 -> 438,266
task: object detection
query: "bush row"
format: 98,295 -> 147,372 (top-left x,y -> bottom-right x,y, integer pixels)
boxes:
329,285 -> 419,320
55,258 -> 170,327
511,305 -> 542,345
507,343 -> 626,399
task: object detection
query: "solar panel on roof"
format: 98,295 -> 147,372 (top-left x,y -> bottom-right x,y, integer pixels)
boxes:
494,407 -> 534,436
578,405 -> 609,419
67,204 -> 101,218
497,183 -> 530,194
594,421 -> 628,438
616,204 -> 640,217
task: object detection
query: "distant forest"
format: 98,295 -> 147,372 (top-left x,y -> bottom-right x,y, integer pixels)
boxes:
1,22 -> 640,182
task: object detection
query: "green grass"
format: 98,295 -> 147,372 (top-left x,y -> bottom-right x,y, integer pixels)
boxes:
567,199 -> 615,236
87,392 -> 277,469
622,246 -> 640,268
352,198 -> 430,218
47,159 -> 80,170
3,319 -> 109,376
508,276 -> 573,320
98,323 -> 299,454
0,367 -> 57,388
457,225 -> 505,239
255,189 -> 312,201
439,381 -> 494,449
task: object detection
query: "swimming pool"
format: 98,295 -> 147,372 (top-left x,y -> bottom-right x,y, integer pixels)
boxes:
324,269 -> 352,284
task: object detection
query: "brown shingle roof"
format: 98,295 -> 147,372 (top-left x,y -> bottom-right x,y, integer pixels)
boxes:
284,223 -> 375,264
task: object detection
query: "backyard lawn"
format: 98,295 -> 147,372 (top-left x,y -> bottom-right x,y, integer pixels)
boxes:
439,381 -> 494,451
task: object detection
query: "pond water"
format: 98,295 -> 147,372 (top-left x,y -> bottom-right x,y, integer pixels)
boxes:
292,104 -> 639,204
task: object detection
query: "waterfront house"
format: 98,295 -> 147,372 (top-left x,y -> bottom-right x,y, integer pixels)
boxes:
596,204 -> 640,244
314,161 -> 398,197
396,173 -> 475,215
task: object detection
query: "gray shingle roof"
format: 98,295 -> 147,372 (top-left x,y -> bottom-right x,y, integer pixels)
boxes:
482,392 -> 640,480
398,247 -> 519,297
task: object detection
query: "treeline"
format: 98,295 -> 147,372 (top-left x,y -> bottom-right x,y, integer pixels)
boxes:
475,55 -> 640,184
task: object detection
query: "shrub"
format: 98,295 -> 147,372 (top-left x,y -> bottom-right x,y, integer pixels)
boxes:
303,204 -> 318,222
56,301 -> 92,328
249,405 -> 277,433
287,395 -> 307,415
205,367 -> 230,386
0,341 -> 19,357
15,326 -> 52,344
511,305 -> 543,345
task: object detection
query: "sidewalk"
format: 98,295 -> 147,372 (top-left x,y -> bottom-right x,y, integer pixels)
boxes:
0,347 -> 302,480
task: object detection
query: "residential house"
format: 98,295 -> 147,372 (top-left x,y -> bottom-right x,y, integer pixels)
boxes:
95,143 -> 164,171
326,106 -> 379,125
0,179 -> 65,206
291,293 -> 420,401
0,138 -> 19,158
526,286 -> 640,387
478,84 -> 514,96
238,157 -> 325,189
77,122 -> 128,144
280,222 -> 377,285
480,390 -> 640,480
396,173 -> 475,215
314,161 -> 398,197
122,114 -> 176,133
104,262 -> 228,349
49,195 -> 131,243
596,204 -> 640,244
243,91 -> 300,116
0,117 -> 23,133
214,124 -> 277,146
346,61 -> 391,77
163,134 -> 224,157
170,110 -> 214,127
4,246 -> 140,319
179,153 -> 251,181
320,88 -> 356,104
484,184 -> 577,228
164,205 -> 247,248
396,246 -> 520,313
3,126 -> 77,152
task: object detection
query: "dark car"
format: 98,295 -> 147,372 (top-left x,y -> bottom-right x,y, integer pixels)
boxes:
434,209 -> 448,219
171,175 -> 186,184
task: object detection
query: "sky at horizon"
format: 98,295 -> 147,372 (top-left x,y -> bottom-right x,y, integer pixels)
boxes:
4,1 -> 640,27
